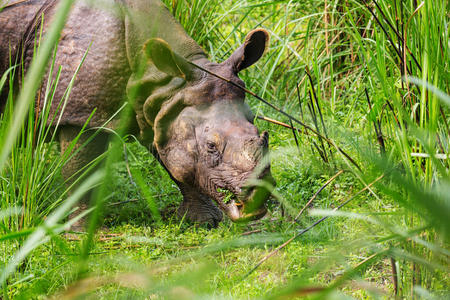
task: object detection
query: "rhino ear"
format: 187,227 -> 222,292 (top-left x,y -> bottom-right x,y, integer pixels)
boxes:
224,29 -> 269,73
144,38 -> 196,80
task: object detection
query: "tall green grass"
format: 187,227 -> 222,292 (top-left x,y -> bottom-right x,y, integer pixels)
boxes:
0,0 -> 103,296
165,0 -> 449,297
0,0 -> 448,298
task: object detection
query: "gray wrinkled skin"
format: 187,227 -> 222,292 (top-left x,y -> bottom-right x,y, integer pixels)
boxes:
0,0 -> 275,227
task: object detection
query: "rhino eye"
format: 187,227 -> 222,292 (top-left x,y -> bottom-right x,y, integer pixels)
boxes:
206,141 -> 217,153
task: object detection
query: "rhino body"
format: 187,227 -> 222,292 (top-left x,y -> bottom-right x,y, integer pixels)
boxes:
0,0 -> 274,226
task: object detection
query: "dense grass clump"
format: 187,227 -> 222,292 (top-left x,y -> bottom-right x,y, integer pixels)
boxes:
1,0 -> 449,299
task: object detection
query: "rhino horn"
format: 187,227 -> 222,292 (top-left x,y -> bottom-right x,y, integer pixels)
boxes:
144,38 -> 197,80
223,28 -> 269,73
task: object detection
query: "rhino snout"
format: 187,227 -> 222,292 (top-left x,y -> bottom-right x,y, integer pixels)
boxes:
241,131 -> 269,164
220,132 -> 273,222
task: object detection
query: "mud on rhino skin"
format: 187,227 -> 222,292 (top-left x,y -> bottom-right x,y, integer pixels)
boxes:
0,0 -> 275,227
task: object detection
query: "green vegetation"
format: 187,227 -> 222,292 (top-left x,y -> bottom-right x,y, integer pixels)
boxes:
1,0 -> 449,299
217,188 -> 235,204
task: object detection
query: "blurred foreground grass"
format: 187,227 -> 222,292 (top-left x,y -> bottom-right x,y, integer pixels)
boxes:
1,0 -> 449,299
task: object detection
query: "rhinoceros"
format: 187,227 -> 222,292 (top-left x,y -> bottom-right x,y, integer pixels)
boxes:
0,0 -> 274,226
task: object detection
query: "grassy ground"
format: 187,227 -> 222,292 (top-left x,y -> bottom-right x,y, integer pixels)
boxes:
1,0 -> 449,299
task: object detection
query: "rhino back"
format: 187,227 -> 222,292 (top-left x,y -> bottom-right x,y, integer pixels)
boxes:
0,0 -> 132,128
0,0 -> 44,73
0,0 -> 46,111
36,0 -> 132,128
1,0 -> 206,133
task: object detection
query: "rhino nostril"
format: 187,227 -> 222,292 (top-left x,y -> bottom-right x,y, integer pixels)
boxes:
259,131 -> 269,147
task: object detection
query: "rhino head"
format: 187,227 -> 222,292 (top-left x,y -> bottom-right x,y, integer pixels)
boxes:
142,29 -> 274,226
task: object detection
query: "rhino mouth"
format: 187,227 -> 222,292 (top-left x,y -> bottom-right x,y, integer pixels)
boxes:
215,169 -> 274,222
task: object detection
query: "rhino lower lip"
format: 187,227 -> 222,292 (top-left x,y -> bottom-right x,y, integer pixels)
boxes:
216,188 -> 267,222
